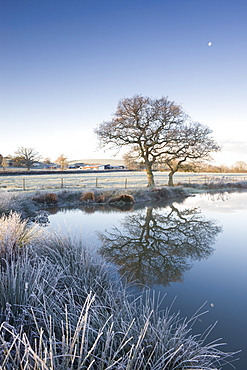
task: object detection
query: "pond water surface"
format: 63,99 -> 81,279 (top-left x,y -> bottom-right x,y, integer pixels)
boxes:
46,191 -> 247,369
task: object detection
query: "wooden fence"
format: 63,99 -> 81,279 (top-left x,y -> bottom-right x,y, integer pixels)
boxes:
0,172 -> 246,192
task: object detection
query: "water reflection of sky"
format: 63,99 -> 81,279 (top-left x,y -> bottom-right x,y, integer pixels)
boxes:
47,191 -> 247,369
159,192 -> 247,369
182,190 -> 247,213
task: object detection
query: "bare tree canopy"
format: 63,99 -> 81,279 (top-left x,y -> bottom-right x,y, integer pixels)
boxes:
95,95 -> 220,186
95,95 -> 185,186
14,147 -> 41,171
233,161 -> 247,172
55,154 -> 68,170
162,121 -> 221,185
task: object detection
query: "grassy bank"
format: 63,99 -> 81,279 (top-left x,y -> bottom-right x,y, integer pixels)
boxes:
1,181 -> 247,218
0,186 -> 189,218
179,180 -> 247,192
0,212 -> 237,369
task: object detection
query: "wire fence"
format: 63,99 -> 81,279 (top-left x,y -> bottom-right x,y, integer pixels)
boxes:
0,171 -> 247,192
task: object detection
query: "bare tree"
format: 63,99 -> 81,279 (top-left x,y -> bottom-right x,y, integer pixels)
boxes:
162,122 -> 221,186
14,147 -> 41,171
55,154 -> 68,170
0,154 -> 7,171
232,161 -> 247,172
43,157 -> 52,165
1,157 -> 8,171
96,95 -> 220,186
95,95 -> 185,186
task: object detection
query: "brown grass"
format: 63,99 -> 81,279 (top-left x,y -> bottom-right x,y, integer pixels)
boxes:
33,192 -> 58,204
108,194 -> 135,204
80,191 -> 95,202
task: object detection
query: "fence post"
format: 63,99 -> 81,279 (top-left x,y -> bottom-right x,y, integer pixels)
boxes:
23,178 -> 26,191
96,177 -> 98,187
125,178 -> 128,189
61,177 -> 64,188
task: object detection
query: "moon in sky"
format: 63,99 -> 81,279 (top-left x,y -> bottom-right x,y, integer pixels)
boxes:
208,41 -> 213,46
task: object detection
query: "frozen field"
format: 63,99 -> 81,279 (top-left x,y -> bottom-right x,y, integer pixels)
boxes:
0,171 -> 246,191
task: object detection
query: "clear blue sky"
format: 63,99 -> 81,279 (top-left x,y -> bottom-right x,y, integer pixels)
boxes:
1,0 -> 246,165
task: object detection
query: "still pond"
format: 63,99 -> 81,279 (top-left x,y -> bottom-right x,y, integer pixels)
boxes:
46,190 -> 247,369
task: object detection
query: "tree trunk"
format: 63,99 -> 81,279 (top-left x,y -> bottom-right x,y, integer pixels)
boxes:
145,162 -> 155,187
168,171 -> 175,186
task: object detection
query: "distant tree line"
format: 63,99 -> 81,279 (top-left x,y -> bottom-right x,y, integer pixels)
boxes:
123,156 -> 247,174
0,148 -> 68,171
1,149 -> 246,176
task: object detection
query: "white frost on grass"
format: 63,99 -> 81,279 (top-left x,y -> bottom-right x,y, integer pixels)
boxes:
0,212 -> 43,254
0,191 -> 37,217
0,213 -> 238,369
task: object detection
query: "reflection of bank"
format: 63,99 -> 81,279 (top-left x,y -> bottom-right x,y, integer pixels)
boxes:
98,205 -> 222,286
78,203 -> 134,214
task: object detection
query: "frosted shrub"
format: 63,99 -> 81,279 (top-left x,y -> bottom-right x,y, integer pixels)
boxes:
0,212 -> 42,256
0,191 -> 36,217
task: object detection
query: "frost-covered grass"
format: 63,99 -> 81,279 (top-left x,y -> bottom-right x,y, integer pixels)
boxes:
180,180 -> 247,190
0,212 -> 43,257
0,191 -> 38,217
0,213 -> 238,369
1,171 -> 247,191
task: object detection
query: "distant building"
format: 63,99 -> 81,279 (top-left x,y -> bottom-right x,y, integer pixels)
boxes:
105,165 -> 125,170
79,164 -> 125,171
44,163 -> 59,169
80,164 -> 106,170
68,164 -> 81,169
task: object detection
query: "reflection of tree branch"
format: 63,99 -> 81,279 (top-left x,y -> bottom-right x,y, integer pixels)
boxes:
98,206 -> 222,286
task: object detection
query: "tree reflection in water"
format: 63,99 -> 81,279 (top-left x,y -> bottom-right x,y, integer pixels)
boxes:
98,205 -> 222,286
